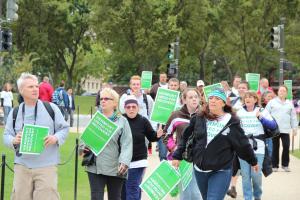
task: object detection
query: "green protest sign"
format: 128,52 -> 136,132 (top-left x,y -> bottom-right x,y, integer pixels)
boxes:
150,88 -> 180,124
203,83 -> 223,101
80,111 -> 119,156
140,160 -> 181,200
284,80 -> 293,100
20,124 -> 49,155
179,160 -> 193,191
141,71 -> 153,90
245,73 -> 260,91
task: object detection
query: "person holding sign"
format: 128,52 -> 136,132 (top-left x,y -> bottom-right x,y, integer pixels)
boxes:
121,95 -> 163,200
172,88 -> 259,200
266,85 -> 298,172
164,88 -> 202,200
237,91 -> 277,200
3,73 -> 69,200
80,88 -> 132,200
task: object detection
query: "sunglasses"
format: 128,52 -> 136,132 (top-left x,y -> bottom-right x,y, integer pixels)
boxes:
100,97 -> 113,101
125,105 -> 138,110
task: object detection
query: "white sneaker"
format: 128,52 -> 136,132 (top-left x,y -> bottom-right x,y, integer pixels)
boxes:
273,167 -> 279,172
282,166 -> 291,172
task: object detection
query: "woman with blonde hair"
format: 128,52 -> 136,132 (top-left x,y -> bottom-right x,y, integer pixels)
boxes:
80,88 -> 133,200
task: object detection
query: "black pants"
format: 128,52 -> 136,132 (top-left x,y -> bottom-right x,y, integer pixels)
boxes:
87,172 -> 124,200
272,133 -> 290,168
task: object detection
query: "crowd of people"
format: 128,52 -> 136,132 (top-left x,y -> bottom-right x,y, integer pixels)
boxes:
2,72 -> 299,200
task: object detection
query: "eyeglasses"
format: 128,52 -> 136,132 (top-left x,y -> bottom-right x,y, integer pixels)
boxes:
100,97 -> 113,101
125,105 -> 138,110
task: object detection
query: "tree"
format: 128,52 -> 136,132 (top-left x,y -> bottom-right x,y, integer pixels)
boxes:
13,0 -> 92,88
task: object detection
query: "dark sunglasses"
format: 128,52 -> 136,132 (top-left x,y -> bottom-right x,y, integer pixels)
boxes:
100,97 -> 113,101
125,105 -> 138,109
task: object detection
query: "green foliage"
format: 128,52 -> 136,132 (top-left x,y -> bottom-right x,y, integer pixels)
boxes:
3,0 -> 300,87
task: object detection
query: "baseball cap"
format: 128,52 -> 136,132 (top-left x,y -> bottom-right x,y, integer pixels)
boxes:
197,80 -> 205,87
124,95 -> 138,107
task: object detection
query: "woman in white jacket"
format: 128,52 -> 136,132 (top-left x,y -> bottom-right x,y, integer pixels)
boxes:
266,85 -> 298,172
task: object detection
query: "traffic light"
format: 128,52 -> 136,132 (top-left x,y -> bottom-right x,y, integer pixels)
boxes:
283,61 -> 293,71
270,26 -> 283,49
0,29 -> 13,51
6,0 -> 19,21
167,43 -> 175,60
167,63 -> 177,77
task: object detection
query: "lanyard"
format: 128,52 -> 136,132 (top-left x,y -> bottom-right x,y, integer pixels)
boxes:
21,102 -> 38,128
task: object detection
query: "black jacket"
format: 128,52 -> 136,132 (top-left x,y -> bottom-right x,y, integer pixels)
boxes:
124,114 -> 159,162
172,114 -> 257,171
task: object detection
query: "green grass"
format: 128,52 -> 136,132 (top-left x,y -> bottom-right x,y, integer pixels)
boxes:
13,93 -> 97,115
74,95 -> 97,115
291,149 -> 300,159
0,128 -> 90,199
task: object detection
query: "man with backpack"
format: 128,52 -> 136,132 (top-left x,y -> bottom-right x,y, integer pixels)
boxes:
52,81 -> 68,119
3,73 -> 69,200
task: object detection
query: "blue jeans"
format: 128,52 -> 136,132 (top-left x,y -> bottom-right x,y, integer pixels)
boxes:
239,154 -> 264,200
3,106 -> 12,125
122,167 -> 145,200
179,170 -> 202,200
157,138 -> 167,161
265,138 -> 273,157
194,168 -> 232,200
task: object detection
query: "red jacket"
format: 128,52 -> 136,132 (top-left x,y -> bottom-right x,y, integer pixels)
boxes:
39,81 -> 54,102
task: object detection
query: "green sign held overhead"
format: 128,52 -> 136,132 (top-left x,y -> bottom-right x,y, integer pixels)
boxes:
80,111 -> 119,156
141,71 -> 153,90
140,160 -> 181,200
150,88 -> 180,125
203,83 -> 223,101
245,73 -> 260,92
20,124 -> 49,155
284,80 -> 293,100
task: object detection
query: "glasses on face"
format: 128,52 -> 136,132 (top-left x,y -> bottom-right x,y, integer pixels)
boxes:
125,105 -> 138,110
100,97 -> 113,101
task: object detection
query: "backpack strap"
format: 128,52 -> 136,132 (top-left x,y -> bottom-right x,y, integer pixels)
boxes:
42,102 -> 55,121
12,106 -> 20,132
143,93 -> 149,116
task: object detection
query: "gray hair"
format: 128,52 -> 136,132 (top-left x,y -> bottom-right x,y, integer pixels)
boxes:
17,72 -> 38,91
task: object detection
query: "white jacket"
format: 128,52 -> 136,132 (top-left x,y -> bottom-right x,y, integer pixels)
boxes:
266,97 -> 298,134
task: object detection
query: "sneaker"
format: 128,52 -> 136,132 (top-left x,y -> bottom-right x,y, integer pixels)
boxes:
226,186 -> 237,198
272,167 -> 278,172
282,166 -> 291,172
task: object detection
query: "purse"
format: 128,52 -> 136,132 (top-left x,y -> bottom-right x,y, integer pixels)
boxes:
81,150 -> 95,166
182,132 -> 195,162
